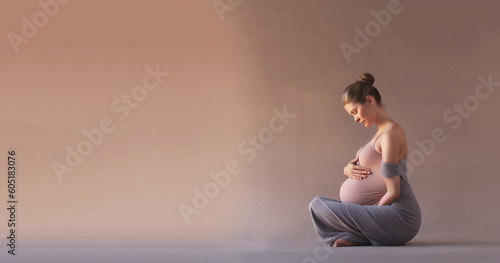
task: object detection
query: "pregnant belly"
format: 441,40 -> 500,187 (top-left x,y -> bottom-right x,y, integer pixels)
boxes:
339,174 -> 387,205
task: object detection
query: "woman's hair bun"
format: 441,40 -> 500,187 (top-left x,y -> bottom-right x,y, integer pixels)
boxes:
356,73 -> 375,86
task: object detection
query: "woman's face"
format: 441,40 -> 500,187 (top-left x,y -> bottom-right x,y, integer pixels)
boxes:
344,99 -> 373,127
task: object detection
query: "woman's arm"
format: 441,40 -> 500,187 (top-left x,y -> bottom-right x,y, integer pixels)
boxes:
377,178 -> 400,205
377,127 -> 402,206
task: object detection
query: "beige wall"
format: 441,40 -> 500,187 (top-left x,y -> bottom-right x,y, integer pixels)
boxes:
0,0 -> 499,242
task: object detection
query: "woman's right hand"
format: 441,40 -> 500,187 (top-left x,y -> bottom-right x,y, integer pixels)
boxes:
344,157 -> 371,180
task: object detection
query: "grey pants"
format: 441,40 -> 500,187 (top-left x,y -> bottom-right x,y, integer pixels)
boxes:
309,180 -> 421,246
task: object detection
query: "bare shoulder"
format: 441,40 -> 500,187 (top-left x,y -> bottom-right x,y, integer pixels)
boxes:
385,123 -> 406,141
376,123 -> 407,155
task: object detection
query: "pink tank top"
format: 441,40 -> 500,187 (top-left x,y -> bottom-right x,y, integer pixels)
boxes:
339,123 -> 396,205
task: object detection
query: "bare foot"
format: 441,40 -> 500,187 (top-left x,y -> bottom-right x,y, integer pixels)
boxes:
333,238 -> 360,247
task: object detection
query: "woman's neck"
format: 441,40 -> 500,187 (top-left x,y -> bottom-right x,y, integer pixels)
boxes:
373,107 -> 395,132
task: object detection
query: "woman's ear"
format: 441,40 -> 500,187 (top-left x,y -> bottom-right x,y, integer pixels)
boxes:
367,96 -> 373,107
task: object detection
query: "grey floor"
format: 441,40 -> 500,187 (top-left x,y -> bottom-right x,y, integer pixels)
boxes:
1,238 -> 499,263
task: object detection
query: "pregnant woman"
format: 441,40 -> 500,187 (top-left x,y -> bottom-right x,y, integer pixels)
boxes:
309,73 -> 421,247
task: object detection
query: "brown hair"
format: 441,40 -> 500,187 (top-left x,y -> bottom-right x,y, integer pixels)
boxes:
342,73 -> 386,108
